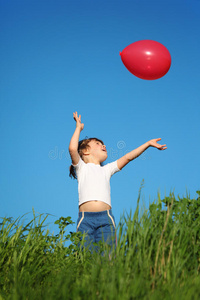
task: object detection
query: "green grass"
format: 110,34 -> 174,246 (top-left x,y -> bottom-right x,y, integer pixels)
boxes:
1,190 -> 200,299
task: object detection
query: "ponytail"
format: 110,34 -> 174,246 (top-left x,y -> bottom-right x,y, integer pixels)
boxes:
69,165 -> 77,180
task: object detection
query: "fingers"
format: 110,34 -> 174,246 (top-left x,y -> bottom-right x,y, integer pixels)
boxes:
158,144 -> 167,150
152,138 -> 167,150
73,112 -> 84,131
151,138 -> 167,150
73,111 -> 77,120
73,111 -> 80,122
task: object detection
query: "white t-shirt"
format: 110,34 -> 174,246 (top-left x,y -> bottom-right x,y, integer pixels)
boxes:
73,158 -> 120,207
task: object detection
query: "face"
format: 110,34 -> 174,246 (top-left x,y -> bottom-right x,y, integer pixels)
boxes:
87,140 -> 107,162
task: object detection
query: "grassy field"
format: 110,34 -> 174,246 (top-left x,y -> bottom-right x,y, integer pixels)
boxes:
1,190 -> 200,300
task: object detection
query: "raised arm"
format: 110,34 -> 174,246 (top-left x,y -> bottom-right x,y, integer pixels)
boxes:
117,138 -> 167,170
68,112 -> 84,165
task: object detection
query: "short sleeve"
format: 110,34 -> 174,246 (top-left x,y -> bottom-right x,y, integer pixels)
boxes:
72,157 -> 85,171
106,160 -> 120,177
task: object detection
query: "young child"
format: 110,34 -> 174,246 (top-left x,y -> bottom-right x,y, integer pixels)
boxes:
69,112 -> 167,250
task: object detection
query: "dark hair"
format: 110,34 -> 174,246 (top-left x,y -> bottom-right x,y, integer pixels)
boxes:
69,137 -> 104,179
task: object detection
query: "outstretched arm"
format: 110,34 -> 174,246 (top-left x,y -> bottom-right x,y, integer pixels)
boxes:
117,138 -> 167,170
68,112 -> 84,165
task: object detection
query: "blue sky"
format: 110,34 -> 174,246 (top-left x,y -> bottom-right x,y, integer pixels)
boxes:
1,0 -> 200,235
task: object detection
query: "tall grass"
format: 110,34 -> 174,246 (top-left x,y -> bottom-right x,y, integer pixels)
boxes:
1,190 -> 200,299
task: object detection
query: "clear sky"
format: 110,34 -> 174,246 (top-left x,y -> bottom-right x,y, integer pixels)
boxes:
1,0 -> 200,234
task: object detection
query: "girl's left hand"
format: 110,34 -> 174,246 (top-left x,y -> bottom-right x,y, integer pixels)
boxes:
149,138 -> 167,150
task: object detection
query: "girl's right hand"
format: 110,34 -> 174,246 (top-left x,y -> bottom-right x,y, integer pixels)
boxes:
73,112 -> 84,131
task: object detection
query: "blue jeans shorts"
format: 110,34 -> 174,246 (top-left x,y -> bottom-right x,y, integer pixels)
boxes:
77,209 -> 117,250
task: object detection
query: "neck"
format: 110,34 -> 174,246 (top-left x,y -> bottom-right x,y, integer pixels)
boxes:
83,156 -> 101,165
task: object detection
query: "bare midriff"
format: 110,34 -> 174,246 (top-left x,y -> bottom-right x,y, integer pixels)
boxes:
79,200 -> 111,212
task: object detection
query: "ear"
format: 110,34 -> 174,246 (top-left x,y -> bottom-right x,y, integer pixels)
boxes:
82,147 -> 90,156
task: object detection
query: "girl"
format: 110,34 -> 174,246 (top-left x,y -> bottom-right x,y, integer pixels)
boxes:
69,112 -> 167,250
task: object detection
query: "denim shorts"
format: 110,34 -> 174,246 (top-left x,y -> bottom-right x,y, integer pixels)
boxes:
77,209 -> 117,250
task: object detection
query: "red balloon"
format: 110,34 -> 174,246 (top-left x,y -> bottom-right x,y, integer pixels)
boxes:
120,40 -> 171,80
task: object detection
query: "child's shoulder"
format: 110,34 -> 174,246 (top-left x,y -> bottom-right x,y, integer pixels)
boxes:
103,160 -> 120,173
